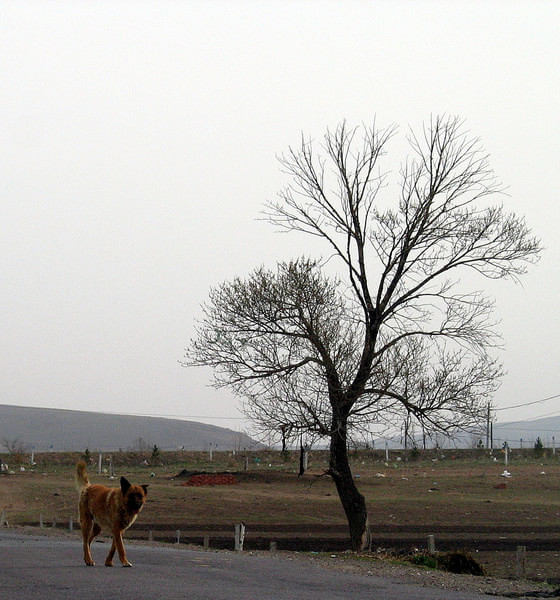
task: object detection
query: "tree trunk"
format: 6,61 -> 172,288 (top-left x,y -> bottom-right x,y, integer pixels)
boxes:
298,441 -> 309,477
329,419 -> 371,551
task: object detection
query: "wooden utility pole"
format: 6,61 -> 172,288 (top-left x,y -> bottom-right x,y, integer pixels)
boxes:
486,404 -> 491,449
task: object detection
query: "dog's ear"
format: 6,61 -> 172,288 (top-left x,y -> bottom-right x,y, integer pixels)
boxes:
120,477 -> 131,494
141,484 -> 149,495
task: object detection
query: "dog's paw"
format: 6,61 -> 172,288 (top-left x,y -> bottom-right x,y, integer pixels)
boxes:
122,561 -> 133,568
104,562 -> 113,567
85,561 -> 96,567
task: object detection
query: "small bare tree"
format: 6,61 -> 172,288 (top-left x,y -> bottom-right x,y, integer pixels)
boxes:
2,438 -> 28,463
184,116 -> 540,550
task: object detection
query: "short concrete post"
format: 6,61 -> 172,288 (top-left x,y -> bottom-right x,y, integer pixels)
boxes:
516,546 -> 526,579
175,530 -> 181,544
234,523 -> 245,552
69,516 -> 73,532
269,540 -> 277,552
148,529 -> 153,542
203,535 -> 210,549
0,510 -> 8,527
427,534 -> 436,554
52,517 -> 56,528
39,513 -> 44,528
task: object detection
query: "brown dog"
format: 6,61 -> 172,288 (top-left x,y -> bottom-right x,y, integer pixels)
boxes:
75,461 -> 148,567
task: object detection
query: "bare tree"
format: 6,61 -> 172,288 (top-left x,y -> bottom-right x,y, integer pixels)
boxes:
2,437 -> 28,463
184,116 -> 540,550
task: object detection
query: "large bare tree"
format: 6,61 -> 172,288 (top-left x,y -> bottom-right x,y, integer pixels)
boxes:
184,116 -> 541,550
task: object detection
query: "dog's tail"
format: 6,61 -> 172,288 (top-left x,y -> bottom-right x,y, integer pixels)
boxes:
75,461 -> 90,493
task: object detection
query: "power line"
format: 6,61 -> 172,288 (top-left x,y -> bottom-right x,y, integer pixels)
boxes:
524,408 -> 560,422
494,393 -> 560,412
100,410 -> 246,421
496,410 -> 560,426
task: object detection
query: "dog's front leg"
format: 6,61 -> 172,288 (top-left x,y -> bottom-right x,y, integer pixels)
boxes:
112,529 -> 132,567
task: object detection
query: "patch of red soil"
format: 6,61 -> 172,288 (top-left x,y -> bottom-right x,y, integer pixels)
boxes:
181,473 -> 237,486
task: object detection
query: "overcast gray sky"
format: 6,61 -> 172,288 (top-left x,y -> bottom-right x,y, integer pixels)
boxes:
2,1 -> 559,438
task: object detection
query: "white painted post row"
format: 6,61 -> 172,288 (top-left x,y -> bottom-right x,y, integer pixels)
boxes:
37,514 -> 75,531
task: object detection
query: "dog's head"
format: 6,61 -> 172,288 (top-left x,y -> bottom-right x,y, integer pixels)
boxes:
120,477 -> 148,515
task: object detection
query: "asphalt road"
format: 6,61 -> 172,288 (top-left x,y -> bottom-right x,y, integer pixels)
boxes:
0,531 -> 507,600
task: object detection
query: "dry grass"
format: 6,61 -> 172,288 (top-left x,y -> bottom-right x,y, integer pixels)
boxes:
2,449 -> 560,582
3,450 -> 560,527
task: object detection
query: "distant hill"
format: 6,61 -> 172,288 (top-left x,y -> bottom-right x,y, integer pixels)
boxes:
370,415 -> 560,450
493,415 -> 560,449
0,404 -> 259,452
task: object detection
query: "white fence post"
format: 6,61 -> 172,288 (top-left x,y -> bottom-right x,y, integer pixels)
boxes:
234,523 -> 245,552
516,546 -> 526,579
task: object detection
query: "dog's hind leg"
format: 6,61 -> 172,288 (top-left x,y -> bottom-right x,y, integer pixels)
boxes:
88,522 -> 101,545
105,538 -> 116,567
81,518 -> 99,566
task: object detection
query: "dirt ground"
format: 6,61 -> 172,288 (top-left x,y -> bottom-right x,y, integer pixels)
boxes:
2,449 -> 560,592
